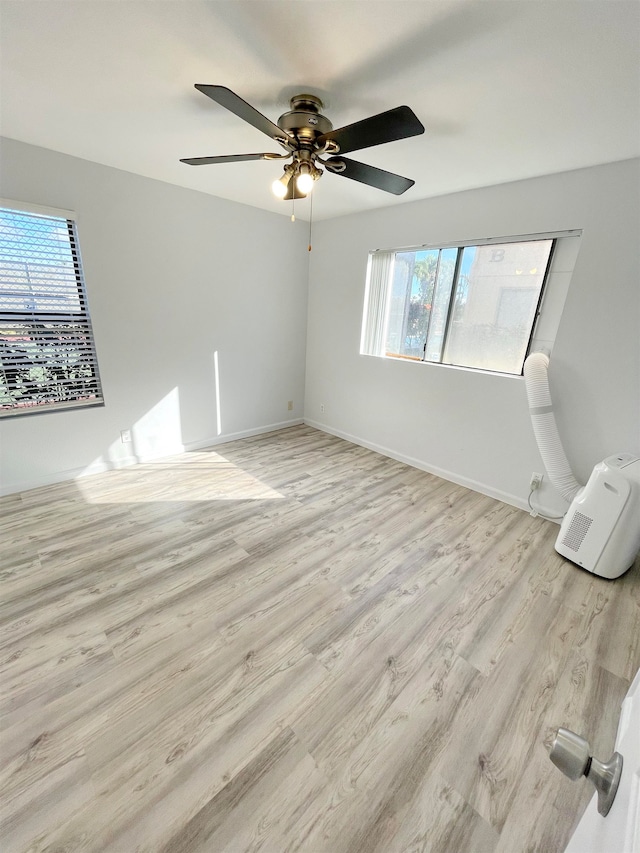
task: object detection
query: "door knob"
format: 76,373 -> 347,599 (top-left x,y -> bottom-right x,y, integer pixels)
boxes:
549,727 -> 623,817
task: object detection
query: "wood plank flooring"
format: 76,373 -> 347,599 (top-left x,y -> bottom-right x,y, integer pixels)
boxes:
1,424 -> 639,852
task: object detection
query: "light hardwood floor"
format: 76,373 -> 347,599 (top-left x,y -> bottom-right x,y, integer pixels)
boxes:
2,425 -> 639,853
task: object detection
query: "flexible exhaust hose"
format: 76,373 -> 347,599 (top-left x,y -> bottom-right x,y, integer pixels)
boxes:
523,352 -> 582,503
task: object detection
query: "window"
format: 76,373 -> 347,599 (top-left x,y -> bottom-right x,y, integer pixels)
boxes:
0,201 -> 104,417
361,234 -> 566,376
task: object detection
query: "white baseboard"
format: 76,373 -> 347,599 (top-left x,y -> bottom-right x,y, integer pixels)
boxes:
304,418 -> 561,523
183,419 -> 303,452
3,417 -> 561,526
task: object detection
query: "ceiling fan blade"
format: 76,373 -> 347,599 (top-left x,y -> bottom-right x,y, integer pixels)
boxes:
316,106 -> 424,155
194,85 -> 289,145
326,157 -> 415,195
180,153 -> 285,166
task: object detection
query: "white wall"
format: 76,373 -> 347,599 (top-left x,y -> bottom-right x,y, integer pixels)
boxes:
3,144 -> 638,511
304,159 -> 640,515
0,138 -> 310,494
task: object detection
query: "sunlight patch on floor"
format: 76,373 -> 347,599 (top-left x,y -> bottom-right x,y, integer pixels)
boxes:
75,451 -> 284,504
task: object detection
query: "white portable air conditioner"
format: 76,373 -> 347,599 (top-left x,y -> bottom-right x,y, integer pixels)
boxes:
555,453 -> 640,579
524,353 -> 640,581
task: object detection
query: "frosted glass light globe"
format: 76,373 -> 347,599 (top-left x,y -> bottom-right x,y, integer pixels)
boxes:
271,178 -> 287,198
296,172 -> 314,194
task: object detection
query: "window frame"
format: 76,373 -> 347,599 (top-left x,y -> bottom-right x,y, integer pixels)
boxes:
0,199 -> 105,418
361,230 -> 580,377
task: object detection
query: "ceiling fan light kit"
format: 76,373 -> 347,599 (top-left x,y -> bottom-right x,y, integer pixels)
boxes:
180,86 -> 425,201
271,163 -> 295,198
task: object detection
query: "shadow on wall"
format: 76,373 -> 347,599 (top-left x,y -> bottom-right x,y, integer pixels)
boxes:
79,351 -> 225,479
79,386 -> 186,476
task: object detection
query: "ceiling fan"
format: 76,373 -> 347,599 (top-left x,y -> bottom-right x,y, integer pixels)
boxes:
180,86 -> 425,199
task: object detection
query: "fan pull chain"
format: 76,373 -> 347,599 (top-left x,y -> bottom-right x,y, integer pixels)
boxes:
291,186 -> 295,222
308,190 -> 313,252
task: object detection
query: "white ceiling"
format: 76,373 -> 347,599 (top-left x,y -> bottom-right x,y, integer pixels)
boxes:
1,1 -> 639,221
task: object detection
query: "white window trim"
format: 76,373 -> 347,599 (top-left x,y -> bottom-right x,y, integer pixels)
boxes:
0,198 -> 77,222
372,229 -> 582,254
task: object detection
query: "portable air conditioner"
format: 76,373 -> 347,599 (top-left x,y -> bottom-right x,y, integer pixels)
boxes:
556,453 -> 640,579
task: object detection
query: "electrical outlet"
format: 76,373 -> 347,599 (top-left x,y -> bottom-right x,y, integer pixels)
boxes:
120,429 -> 132,443
320,403 -> 325,414
530,472 -> 543,490
287,400 -> 293,411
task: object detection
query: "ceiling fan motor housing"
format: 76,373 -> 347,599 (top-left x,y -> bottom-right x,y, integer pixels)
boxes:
277,94 -> 333,144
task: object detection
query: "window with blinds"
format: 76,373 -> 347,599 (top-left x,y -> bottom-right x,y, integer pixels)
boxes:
0,202 -> 104,417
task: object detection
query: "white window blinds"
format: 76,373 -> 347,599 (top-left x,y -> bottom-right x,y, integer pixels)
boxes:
0,203 -> 104,417
361,251 -> 394,357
